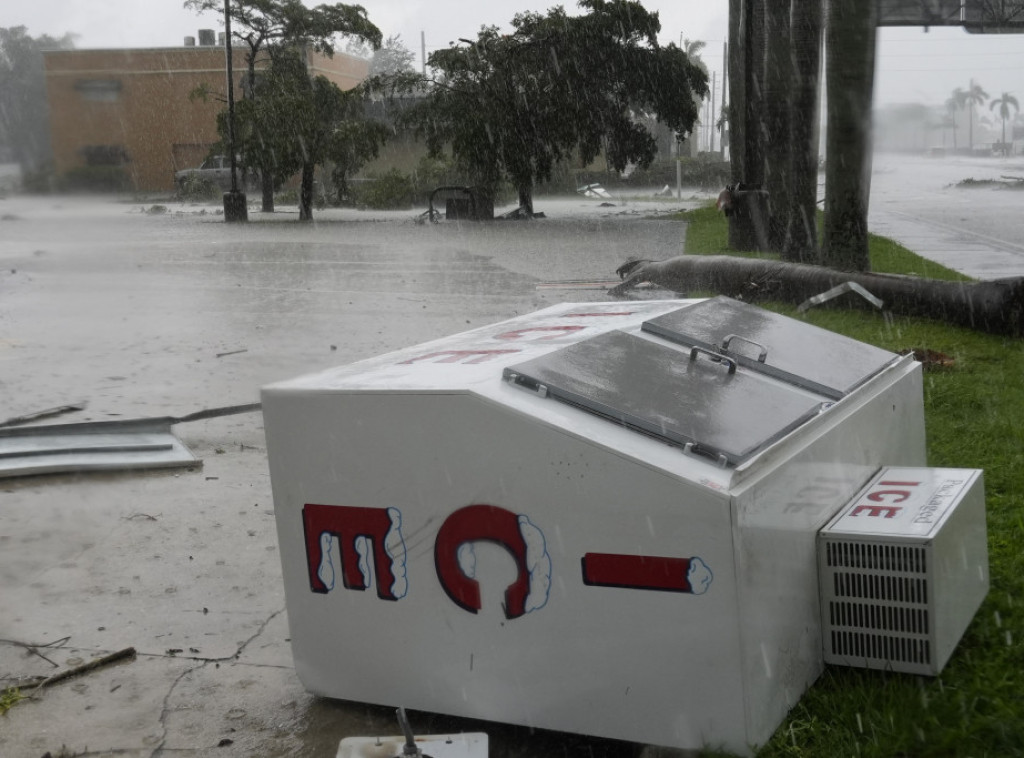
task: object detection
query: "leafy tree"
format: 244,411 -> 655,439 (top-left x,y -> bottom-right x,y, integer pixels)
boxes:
401,0 -> 708,216
184,0 -> 382,210
369,35 -> 416,77
990,91 -> 1019,150
226,47 -> 389,220
0,27 -> 75,178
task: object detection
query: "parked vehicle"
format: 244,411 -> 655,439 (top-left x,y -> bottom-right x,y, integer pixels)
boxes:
174,155 -> 257,193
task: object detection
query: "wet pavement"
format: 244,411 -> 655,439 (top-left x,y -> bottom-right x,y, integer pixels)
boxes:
1,158 -> 1022,758
869,153 -> 1024,279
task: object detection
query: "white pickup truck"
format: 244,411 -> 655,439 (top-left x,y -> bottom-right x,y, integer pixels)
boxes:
174,155 -> 257,192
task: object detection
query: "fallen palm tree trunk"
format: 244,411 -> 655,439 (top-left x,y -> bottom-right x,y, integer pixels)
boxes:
610,255 -> 1024,337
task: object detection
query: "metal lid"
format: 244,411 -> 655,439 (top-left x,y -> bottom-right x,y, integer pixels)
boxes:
641,297 -> 899,399
503,330 -> 826,466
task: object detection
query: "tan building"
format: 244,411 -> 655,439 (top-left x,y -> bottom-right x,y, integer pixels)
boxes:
43,39 -> 369,192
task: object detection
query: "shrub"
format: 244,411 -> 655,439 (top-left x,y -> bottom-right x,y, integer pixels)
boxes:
353,168 -> 416,209
59,166 -> 131,192
175,174 -> 219,201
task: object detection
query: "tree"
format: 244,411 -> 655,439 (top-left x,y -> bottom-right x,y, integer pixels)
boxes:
0,27 -> 75,177
990,92 -> 1020,151
611,255 -> 1024,338
944,87 -> 967,150
763,0 -> 794,253
369,34 -> 415,77
964,79 -> 988,151
785,0 -> 824,261
822,0 -> 878,272
402,0 -> 708,216
227,47 -> 389,220
184,0 -> 382,211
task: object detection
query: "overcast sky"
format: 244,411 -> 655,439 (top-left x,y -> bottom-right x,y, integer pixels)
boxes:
6,0 -> 1024,108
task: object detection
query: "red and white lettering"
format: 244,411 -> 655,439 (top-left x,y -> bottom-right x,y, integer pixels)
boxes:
493,326 -> 585,341
434,504 -> 551,619
399,349 -> 520,365
581,553 -> 713,595
849,504 -> 902,518
303,504 -> 408,600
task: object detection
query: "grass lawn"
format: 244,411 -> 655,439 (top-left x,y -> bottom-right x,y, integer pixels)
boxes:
678,206 -> 1024,757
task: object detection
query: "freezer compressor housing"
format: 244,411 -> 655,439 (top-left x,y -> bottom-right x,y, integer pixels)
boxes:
262,298 -> 988,756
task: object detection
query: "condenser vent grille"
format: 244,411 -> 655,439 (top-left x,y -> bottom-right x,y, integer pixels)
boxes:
830,600 -> 929,635
826,541 -> 927,574
832,572 -> 928,604
823,541 -> 933,669
830,630 -> 932,666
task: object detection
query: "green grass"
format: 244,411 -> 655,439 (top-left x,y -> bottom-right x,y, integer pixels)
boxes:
680,207 -> 1024,758
1,687 -> 25,716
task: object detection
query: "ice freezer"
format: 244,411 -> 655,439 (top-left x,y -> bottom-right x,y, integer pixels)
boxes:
262,298 -> 932,755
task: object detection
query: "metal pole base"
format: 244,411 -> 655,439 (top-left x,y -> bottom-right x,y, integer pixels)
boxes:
223,190 -> 248,223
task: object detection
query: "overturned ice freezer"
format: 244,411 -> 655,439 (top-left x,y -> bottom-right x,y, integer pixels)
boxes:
262,298 -> 928,756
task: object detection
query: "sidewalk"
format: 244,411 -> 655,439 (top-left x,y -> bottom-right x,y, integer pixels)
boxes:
869,154 -> 1024,280
869,207 -> 1024,280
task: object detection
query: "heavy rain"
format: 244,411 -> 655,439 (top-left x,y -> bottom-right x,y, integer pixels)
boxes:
2,1 -> 1024,757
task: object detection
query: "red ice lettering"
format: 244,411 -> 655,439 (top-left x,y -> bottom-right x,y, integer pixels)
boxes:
303,504 -> 400,599
493,326 -> 585,341
399,349 -> 520,365
434,504 -> 532,619
850,504 -> 902,519
581,553 -> 712,595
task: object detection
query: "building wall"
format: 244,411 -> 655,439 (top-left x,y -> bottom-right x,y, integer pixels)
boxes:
44,45 -> 369,192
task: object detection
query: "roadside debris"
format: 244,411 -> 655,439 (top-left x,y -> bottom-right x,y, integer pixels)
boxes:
0,403 -> 261,479
18,647 -> 137,691
796,281 -> 884,313
0,403 -> 86,429
577,183 -> 611,199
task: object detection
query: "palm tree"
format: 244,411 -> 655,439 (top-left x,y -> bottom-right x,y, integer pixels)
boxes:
785,0 -> 824,261
945,87 -> 967,150
990,92 -> 1020,153
822,0 -> 878,271
964,80 -> 988,150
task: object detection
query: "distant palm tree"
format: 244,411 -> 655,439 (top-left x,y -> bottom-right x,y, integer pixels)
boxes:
990,92 -> 1020,153
964,80 -> 988,150
945,91 -> 964,149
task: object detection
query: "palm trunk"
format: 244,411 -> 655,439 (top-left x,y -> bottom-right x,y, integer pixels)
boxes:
298,162 -> 315,221
610,255 -> 1024,337
786,0 -> 823,262
822,0 -> 877,272
763,0 -> 792,253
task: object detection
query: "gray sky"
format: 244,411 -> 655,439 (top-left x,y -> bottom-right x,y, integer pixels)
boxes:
6,1 -> 1024,108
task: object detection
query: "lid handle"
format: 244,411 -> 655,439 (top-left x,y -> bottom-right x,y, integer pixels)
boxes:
689,345 -> 738,374
721,333 -> 769,363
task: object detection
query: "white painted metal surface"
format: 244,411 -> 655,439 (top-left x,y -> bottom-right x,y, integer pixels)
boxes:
819,467 -> 989,675
336,733 -> 488,758
262,301 -> 928,756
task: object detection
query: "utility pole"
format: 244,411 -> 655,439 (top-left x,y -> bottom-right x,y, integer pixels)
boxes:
223,0 -> 247,222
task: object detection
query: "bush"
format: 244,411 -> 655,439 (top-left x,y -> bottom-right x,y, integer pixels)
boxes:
59,166 -> 131,192
175,174 -> 219,201
353,168 -> 416,209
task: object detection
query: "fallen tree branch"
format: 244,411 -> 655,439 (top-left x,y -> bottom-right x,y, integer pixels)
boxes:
25,647 -> 137,691
611,255 -> 1024,337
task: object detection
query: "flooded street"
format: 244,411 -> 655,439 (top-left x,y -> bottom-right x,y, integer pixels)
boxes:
0,152 -> 1021,756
